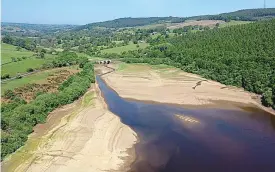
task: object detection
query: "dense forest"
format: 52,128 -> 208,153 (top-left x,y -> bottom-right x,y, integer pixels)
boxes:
105,19 -> 275,109
1,57 -> 95,159
187,8 -> 275,21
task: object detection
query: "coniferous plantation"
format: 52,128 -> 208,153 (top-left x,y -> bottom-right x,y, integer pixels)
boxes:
111,19 -> 275,108
1,62 -> 95,159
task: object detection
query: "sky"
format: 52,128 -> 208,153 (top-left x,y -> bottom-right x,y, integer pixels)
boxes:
2,0 -> 275,25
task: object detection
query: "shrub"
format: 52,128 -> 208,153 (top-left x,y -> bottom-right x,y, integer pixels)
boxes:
27,68 -> 34,72
3,89 -> 15,99
1,74 -> 10,79
16,74 -> 22,79
11,57 -> 17,62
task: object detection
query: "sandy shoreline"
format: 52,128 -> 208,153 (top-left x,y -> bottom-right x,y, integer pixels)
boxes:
100,63 -> 274,115
2,85 -> 137,172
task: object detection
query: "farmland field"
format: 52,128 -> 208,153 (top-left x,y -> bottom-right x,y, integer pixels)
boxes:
1,43 -> 34,64
1,44 -> 56,77
102,42 -> 149,54
1,55 -> 55,77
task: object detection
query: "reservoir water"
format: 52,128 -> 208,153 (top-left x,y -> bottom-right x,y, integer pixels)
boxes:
96,76 -> 275,172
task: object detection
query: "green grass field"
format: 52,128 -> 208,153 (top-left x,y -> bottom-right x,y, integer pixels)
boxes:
1,55 -> 55,77
1,70 -> 52,94
76,53 -> 104,62
101,42 -> 149,54
1,43 -> 34,64
220,20 -> 252,28
1,43 -> 55,77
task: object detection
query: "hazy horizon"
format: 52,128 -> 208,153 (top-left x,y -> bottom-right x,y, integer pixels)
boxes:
2,0 -> 275,25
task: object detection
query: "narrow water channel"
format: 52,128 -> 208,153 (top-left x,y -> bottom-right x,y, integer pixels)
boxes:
96,76 -> 275,172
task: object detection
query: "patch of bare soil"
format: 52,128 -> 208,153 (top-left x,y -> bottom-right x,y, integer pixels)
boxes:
168,20 -> 225,29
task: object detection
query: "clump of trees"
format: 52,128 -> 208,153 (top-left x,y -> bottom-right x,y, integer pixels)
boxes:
1,62 -> 95,159
115,19 -> 275,109
41,51 -> 88,69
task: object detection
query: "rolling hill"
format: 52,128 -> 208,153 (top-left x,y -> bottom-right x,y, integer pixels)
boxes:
78,8 -> 275,30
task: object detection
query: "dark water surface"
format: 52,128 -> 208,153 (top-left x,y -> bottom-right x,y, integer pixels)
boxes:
96,76 -> 275,172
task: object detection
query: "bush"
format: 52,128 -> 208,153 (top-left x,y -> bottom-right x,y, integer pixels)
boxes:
27,68 -> 34,72
1,74 -> 10,79
11,57 -> 17,62
3,90 -> 15,99
16,74 -> 22,79
262,88 -> 273,107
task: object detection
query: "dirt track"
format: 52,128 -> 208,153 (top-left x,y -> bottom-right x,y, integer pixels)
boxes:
2,85 -> 137,172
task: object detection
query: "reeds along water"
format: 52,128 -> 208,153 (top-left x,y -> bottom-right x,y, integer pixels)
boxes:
96,76 -> 275,172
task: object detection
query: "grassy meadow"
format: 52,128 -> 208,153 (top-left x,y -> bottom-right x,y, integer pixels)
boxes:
102,42 -> 149,54
1,43 -> 55,77
1,43 -> 34,64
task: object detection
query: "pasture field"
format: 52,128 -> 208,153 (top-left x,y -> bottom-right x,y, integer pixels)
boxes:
1,43 -> 34,64
1,43 -> 56,77
101,42 -> 148,54
1,55 -> 55,77
76,53 -> 104,62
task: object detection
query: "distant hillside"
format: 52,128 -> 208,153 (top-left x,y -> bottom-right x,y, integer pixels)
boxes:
187,8 -> 275,21
79,8 -> 275,30
1,22 -> 77,36
77,17 -> 185,30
